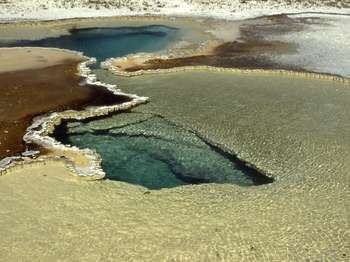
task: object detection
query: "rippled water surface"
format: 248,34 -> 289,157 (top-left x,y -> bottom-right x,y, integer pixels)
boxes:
55,113 -> 273,189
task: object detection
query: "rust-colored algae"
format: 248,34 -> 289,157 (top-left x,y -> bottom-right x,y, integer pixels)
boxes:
0,60 -> 131,159
125,40 -> 300,72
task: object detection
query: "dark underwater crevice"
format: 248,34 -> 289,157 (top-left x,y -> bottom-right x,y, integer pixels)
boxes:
53,111 -> 274,188
196,136 -> 274,185
136,112 -> 275,185
149,153 -> 211,185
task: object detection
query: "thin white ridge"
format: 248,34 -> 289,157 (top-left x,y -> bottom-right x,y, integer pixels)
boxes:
1,49 -> 149,178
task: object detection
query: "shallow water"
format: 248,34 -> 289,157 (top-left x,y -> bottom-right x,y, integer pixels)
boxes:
0,25 -> 179,63
1,18 -> 349,262
95,68 -> 350,184
0,23 -> 273,189
55,113 -> 272,189
0,60 -> 131,159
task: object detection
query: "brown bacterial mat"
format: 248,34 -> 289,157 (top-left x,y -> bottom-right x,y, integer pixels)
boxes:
125,40 -> 300,72
0,59 -> 131,159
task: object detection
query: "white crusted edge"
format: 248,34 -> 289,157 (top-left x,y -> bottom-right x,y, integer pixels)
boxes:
0,50 -> 149,179
101,55 -> 350,84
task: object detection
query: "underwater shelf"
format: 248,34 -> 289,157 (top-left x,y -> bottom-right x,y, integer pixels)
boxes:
54,113 -> 273,190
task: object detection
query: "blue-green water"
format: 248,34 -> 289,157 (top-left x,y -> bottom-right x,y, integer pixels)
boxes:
3,24 -> 273,189
0,25 -> 178,63
55,113 -> 273,190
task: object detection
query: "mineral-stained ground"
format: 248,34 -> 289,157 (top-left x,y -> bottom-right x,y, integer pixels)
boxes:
0,68 -> 349,261
0,50 -> 130,159
0,9 -> 349,262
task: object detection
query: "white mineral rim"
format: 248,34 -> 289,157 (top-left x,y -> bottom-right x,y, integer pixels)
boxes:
102,54 -> 350,84
0,50 -> 148,179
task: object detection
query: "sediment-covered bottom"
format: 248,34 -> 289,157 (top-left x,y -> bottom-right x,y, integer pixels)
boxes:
0,66 -> 349,261
95,68 -> 350,182
54,112 -> 272,189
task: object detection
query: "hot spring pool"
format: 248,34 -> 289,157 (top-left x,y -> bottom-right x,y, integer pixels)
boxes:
54,113 -> 273,189
0,25 -> 179,63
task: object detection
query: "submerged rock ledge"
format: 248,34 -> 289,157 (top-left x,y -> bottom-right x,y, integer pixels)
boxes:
0,51 -> 148,179
56,112 -> 274,188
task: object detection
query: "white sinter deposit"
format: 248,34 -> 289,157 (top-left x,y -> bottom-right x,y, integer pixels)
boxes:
261,14 -> 350,78
0,0 -> 349,22
0,48 -> 148,177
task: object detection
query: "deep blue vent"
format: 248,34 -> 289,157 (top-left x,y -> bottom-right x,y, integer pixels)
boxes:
53,113 -> 273,190
0,25 -> 179,63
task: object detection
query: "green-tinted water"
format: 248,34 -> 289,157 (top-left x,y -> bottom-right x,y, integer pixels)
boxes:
94,69 -> 350,183
56,112 -> 272,189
